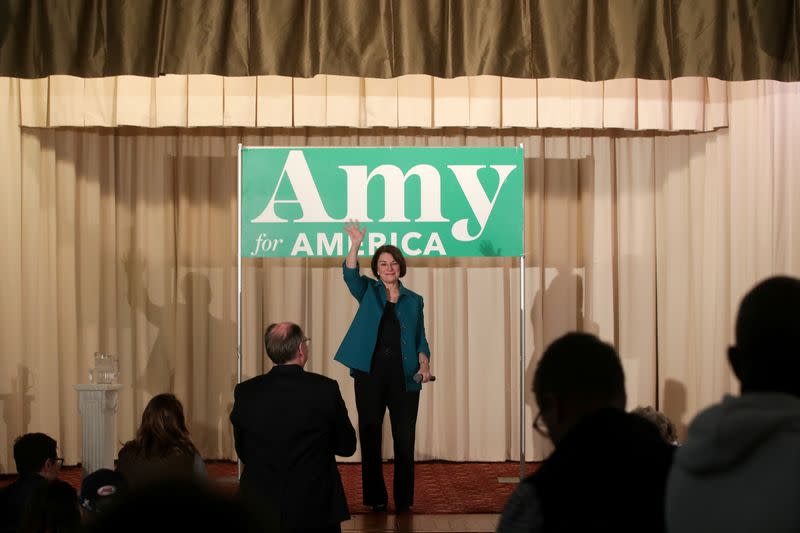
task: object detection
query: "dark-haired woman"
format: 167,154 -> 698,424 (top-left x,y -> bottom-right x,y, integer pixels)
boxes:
334,221 -> 432,513
117,393 -> 207,488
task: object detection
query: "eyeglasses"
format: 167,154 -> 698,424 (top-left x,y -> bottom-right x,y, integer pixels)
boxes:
303,337 -> 311,344
532,411 -> 549,438
55,457 -> 64,467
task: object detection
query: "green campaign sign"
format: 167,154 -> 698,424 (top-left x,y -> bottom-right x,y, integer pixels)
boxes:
241,147 -> 524,258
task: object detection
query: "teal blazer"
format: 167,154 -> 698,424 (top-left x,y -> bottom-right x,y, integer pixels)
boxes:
334,262 -> 431,392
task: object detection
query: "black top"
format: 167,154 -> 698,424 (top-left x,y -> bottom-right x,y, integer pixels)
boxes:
368,301 -> 406,391
374,301 -> 402,357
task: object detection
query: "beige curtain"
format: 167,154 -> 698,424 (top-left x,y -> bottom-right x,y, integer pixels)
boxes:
2,78 -> 800,472
20,74 -> 727,131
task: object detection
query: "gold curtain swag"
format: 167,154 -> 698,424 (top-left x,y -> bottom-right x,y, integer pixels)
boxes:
2,0 -> 799,82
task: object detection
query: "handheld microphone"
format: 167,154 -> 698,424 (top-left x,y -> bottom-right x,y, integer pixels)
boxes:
413,373 -> 437,383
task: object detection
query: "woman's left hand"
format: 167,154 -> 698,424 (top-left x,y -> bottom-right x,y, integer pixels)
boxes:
417,355 -> 432,383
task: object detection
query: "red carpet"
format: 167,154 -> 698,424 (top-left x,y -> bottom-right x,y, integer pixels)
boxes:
338,461 -> 538,514
1,461 -> 539,514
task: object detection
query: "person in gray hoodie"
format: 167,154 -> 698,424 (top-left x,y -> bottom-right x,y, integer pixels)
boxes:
666,275 -> 800,533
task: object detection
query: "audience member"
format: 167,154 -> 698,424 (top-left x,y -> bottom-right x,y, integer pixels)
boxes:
631,405 -> 679,444
84,479 -> 273,533
18,479 -> 81,533
79,468 -> 127,524
498,332 -> 674,533
230,322 -> 357,533
0,432 -> 61,533
666,276 -> 800,533
117,393 -> 207,488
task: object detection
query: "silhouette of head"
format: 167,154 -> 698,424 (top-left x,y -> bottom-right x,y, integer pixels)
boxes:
533,332 -> 626,445
728,276 -> 800,396
180,272 -> 212,307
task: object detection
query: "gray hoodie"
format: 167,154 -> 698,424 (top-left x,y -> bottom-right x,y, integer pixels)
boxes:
666,393 -> 800,533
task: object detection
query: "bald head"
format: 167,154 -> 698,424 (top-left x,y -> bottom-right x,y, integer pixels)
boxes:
729,276 -> 800,395
264,322 -> 306,365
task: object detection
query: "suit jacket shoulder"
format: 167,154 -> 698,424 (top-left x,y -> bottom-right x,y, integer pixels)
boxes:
301,369 -> 340,387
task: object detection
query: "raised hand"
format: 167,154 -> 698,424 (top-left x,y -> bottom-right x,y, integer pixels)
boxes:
344,220 -> 366,267
344,219 -> 366,244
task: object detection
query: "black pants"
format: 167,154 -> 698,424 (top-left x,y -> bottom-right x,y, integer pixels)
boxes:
354,350 -> 420,509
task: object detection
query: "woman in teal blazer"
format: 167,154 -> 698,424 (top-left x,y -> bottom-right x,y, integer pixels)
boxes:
334,221 -> 432,513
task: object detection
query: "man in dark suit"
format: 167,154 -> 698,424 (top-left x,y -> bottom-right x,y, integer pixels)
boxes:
230,322 -> 357,533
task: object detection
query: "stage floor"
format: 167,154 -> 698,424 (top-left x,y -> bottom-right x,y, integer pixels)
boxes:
344,513 -> 500,533
211,460 -> 533,515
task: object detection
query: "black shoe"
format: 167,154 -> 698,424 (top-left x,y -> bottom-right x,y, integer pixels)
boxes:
371,503 -> 387,512
395,504 -> 411,513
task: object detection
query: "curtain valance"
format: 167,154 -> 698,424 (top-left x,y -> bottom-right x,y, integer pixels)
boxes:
20,74 -> 728,132
2,0 -> 798,82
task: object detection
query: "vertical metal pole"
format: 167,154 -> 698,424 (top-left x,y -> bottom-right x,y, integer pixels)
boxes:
236,143 -> 243,478
518,143 -> 527,481
519,254 -> 526,480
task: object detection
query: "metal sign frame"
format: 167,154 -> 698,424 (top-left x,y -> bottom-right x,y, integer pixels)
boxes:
235,144 -> 527,480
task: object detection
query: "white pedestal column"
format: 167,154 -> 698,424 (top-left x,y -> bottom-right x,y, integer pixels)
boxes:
74,384 -> 123,477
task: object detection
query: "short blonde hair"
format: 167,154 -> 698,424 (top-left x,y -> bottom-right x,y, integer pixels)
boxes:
631,406 -> 678,444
